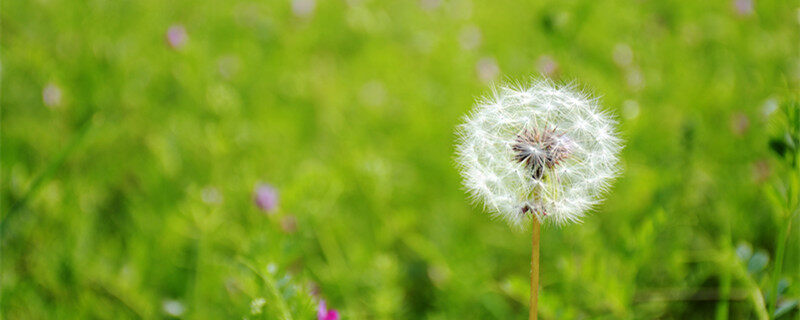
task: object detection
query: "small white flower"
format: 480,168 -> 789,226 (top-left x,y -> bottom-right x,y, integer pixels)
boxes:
162,299 -> 185,317
455,79 -> 622,227
250,297 -> 266,315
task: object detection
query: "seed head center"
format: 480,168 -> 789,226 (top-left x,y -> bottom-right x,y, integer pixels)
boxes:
512,127 -> 571,180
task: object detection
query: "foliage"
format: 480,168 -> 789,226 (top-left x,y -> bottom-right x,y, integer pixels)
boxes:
2,0 -> 799,318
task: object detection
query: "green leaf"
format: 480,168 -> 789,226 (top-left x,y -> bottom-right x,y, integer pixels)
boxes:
773,299 -> 798,319
770,137 -> 789,157
747,251 -> 769,274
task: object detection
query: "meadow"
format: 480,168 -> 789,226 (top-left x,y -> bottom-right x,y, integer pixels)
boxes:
2,0 -> 799,318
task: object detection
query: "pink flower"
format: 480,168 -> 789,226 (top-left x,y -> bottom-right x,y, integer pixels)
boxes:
253,183 -> 279,213
166,24 -> 188,50
476,57 -> 499,83
42,83 -> 63,108
317,300 -> 339,320
733,0 -> 754,16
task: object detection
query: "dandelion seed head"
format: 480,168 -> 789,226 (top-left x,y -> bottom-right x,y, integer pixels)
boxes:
455,79 -> 622,227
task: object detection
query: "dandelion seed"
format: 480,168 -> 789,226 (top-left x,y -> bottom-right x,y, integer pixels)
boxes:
253,183 -> 279,213
455,79 -> 622,227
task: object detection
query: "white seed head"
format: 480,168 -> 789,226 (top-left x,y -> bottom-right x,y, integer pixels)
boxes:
455,79 -> 623,228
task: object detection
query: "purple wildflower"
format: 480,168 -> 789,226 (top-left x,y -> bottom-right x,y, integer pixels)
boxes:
166,25 -> 188,50
317,300 -> 339,320
253,183 -> 279,213
42,83 -> 63,108
476,57 -> 499,83
733,0 -> 754,16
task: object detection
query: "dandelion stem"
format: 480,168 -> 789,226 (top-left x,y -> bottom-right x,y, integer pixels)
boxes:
239,258 -> 293,320
530,217 -> 540,320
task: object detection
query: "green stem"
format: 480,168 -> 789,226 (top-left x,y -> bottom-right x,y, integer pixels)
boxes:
715,221 -> 732,320
768,219 -> 791,318
239,258 -> 293,320
1,112 -> 95,240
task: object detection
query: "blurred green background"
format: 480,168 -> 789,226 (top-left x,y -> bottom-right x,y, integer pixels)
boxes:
2,0 -> 799,318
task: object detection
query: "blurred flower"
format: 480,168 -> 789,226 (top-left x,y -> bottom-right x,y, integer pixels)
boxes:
612,43 -> 634,67
317,300 -> 340,320
761,98 -> 778,119
733,0 -> 754,16
292,0 -> 316,18
217,55 -> 241,80
42,83 -> 62,108
730,112 -> 750,136
797,7 -> 800,24
162,299 -> 185,317
166,25 -> 188,50
626,68 -> 644,91
358,80 -> 387,107
476,57 -> 500,83
201,186 -> 223,204
419,0 -> 441,11
622,100 -> 640,120
536,55 -> 559,77
254,183 -> 279,213
458,25 -> 482,51
427,264 -> 450,287
250,297 -> 266,315
455,79 -> 622,226
281,215 -> 298,233
752,159 -> 771,184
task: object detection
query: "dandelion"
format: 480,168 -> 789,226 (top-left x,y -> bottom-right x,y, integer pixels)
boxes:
317,299 -> 339,320
254,183 -> 279,213
456,79 -> 621,227
454,78 -> 622,319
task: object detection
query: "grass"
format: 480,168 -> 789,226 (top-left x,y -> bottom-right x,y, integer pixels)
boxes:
2,0 -> 799,318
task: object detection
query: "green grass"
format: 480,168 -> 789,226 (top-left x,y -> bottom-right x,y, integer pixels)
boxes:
2,0 -> 799,318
